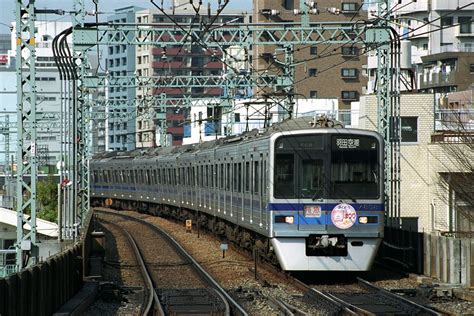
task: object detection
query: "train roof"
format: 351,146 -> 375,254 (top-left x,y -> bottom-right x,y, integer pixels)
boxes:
91,116 -> 378,160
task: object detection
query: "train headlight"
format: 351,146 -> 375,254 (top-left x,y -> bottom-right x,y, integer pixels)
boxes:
275,215 -> 294,224
358,216 -> 378,224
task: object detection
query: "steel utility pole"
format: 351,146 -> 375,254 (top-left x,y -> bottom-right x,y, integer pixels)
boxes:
15,0 -> 39,270
369,0 -> 401,226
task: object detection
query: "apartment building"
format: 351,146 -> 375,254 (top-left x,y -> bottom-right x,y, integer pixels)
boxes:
253,0 -> 367,122
367,0 -> 474,93
135,7 -> 249,147
105,6 -> 143,151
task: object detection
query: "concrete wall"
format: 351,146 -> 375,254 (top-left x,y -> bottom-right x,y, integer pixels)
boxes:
424,233 -> 473,287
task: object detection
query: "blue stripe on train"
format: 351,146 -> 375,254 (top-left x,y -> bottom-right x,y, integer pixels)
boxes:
267,203 -> 384,212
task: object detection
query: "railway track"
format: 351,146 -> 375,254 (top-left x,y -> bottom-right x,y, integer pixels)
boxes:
95,208 -> 457,315
96,209 -> 247,316
319,277 -> 444,315
100,218 -> 157,315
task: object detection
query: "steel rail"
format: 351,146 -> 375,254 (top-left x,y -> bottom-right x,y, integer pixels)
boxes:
100,218 -> 163,316
124,230 -> 164,316
356,278 -> 444,315
96,210 -> 248,316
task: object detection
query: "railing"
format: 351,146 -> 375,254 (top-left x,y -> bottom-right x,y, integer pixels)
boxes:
0,264 -> 16,278
435,109 -> 474,131
419,72 -> 456,88
437,42 -> 473,53
0,250 -> 17,278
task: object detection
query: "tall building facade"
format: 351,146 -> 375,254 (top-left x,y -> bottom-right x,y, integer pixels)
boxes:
105,6 -> 143,151
253,0 -> 367,122
367,0 -> 474,94
135,7 -> 249,147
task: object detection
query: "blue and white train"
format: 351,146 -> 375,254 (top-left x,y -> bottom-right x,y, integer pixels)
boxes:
91,117 -> 384,271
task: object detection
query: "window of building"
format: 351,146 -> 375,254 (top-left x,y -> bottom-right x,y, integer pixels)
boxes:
400,117 -> 418,143
441,17 -> 453,27
341,2 -> 357,12
234,113 -> 240,122
422,43 -> 428,51
341,68 -> 357,78
310,90 -> 317,98
310,46 -> 317,55
342,46 -> 358,56
470,64 -> 474,73
282,0 -> 294,10
108,47 -> 113,55
121,57 -> 127,65
308,68 -> 317,77
459,17 -> 472,34
341,91 -> 358,101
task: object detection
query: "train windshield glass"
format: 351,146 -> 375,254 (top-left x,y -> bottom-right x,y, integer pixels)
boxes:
273,134 -> 380,200
274,135 -> 324,199
330,135 -> 379,199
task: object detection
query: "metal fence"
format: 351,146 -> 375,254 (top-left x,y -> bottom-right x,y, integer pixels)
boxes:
377,226 -> 424,274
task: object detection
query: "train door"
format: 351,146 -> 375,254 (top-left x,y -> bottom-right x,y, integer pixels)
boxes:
297,153 -> 328,231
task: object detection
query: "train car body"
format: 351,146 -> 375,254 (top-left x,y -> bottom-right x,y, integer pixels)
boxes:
91,118 -> 384,271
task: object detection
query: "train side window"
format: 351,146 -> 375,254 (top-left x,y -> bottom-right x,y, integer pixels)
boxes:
263,160 -> 267,196
274,153 -> 295,198
239,163 -> 242,192
233,163 -> 238,192
245,161 -> 250,192
210,165 -> 213,188
226,163 -> 230,190
254,161 -> 259,194
187,166 -> 190,186
218,164 -> 223,189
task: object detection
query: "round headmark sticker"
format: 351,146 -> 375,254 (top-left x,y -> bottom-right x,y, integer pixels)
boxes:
331,203 -> 357,229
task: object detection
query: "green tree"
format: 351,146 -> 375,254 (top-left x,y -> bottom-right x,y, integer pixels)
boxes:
36,175 -> 58,223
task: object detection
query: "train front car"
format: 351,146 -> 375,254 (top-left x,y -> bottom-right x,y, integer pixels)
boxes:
269,129 -> 384,271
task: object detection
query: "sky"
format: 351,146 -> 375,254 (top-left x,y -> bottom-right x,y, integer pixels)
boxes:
0,0 -> 253,31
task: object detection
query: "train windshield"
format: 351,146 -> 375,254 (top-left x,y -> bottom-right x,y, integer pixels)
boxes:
330,135 -> 379,199
273,134 -> 380,200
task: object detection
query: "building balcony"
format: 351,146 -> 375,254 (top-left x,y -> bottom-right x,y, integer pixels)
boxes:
167,126 -> 183,134
431,0 -> 472,10
434,43 -> 474,54
153,87 -> 187,94
435,109 -> 474,132
431,131 -> 474,143
419,72 -> 457,89
206,87 -> 223,95
204,61 -> 223,69
152,61 -> 186,68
